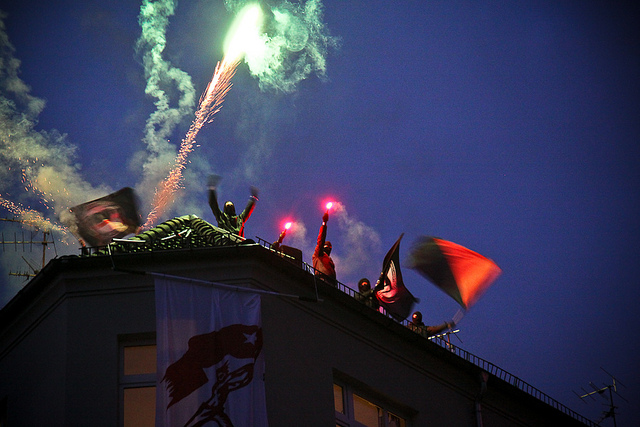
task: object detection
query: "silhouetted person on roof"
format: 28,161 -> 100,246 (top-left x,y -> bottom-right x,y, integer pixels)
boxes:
356,278 -> 381,310
409,311 -> 455,337
313,210 -> 336,285
208,175 -> 258,238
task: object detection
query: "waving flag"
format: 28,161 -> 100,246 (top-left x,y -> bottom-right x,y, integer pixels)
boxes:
155,278 -> 268,427
407,236 -> 501,310
70,187 -> 140,247
375,234 -> 417,321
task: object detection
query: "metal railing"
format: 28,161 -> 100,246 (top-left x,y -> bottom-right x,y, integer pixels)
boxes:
79,230 -> 594,426
427,335 -> 596,426
256,237 -> 596,426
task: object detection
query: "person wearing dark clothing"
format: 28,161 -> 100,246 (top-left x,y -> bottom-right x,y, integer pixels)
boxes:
271,223 -> 289,251
356,278 -> 380,310
313,211 -> 336,284
409,311 -> 455,337
208,175 -> 258,238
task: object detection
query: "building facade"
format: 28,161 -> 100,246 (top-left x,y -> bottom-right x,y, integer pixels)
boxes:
0,217 -> 594,426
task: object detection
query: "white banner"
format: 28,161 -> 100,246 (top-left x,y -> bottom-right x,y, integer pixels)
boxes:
155,277 -> 268,427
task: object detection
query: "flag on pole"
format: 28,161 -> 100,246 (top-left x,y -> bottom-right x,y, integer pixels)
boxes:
406,236 -> 501,310
70,187 -> 140,247
155,278 -> 268,427
375,234 -> 417,321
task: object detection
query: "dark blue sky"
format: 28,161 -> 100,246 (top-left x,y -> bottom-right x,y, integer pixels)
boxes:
1,1 -> 638,424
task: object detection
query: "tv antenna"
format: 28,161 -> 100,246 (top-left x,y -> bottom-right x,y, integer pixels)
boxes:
1,218 -> 58,278
574,367 -> 627,427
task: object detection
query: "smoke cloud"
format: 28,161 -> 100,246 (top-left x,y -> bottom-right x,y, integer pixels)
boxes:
223,0 -> 340,182
0,13 -> 108,221
0,13 -> 108,303
331,202 -> 382,279
133,0 -> 197,214
226,0 -> 339,93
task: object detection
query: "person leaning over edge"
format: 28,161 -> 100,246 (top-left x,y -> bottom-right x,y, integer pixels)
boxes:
409,311 -> 455,337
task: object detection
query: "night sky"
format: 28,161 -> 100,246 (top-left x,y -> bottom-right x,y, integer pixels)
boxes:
1,1 -> 638,424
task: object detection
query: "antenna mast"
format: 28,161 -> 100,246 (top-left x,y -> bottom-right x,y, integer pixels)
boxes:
1,218 -> 56,278
575,368 -> 627,427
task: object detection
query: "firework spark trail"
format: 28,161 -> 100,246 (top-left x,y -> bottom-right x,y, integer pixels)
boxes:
143,3 -> 264,228
143,58 -> 239,228
0,196 -> 68,234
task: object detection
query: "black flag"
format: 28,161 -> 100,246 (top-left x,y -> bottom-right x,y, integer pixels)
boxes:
70,187 -> 140,247
375,234 -> 417,320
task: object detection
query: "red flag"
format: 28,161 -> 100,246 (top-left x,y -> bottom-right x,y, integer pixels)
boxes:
155,279 -> 268,427
407,236 -> 501,310
375,234 -> 417,321
162,324 -> 263,408
70,187 -> 140,246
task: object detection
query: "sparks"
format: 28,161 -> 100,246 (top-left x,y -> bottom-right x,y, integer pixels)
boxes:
143,59 -> 238,228
0,196 -> 67,233
144,4 -> 264,228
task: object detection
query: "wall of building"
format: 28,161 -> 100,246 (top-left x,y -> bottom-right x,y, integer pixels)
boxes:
255,263 -> 480,426
0,246 -> 589,426
0,257 -> 157,426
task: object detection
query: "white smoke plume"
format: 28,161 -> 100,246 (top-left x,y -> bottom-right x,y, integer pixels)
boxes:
331,202 -> 382,279
133,0 -> 196,214
0,13 -> 108,221
134,0 -> 340,217
0,13 -> 108,304
281,220 -> 308,253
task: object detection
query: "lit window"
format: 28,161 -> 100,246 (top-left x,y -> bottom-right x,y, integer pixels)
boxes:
353,393 -> 381,426
124,386 -> 155,426
124,345 -> 156,375
334,383 -> 345,414
119,335 -> 156,427
334,380 -> 408,427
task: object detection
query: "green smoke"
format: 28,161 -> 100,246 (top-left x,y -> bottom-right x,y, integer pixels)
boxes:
133,0 -> 197,213
226,0 -> 340,93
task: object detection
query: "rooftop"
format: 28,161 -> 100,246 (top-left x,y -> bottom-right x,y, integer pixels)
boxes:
3,215 -> 596,426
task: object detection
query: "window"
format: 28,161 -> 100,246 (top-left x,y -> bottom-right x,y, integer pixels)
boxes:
119,334 -> 156,427
334,380 -> 408,427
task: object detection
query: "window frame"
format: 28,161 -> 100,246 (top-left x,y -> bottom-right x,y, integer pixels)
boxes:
118,333 -> 157,427
334,376 -> 412,427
